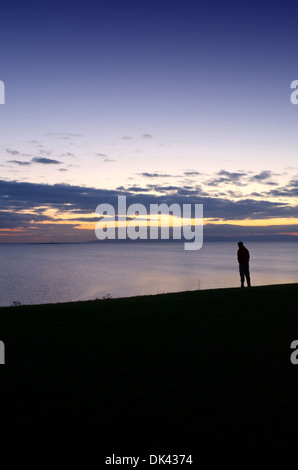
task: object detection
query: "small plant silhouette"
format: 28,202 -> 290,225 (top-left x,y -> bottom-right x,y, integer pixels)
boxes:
101,293 -> 112,300
11,300 -> 22,307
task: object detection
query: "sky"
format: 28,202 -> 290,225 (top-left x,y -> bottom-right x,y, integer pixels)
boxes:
0,0 -> 298,242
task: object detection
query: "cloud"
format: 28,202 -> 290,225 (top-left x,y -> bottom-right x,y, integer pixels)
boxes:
31,157 -> 62,165
94,153 -> 107,157
225,189 -> 244,198
121,186 -> 151,193
5,148 -> 32,157
0,179 -> 297,221
7,160 -> 31,166
138,172 -> 176,178
39,149 -> 53,156
6,148 -> 21,156
0,211 -> 53,229
115,132 -> 154,148
265,179 -> 298,198
249,170 -> 272,182
218,170 -> 246,179
204,223 -> 298,240
184,171 -> 200,176
59,152 -> 76,158
0,180 -> 124,214
152,185 -> 182,192
46,132 -> 82,139
289,179 -> 298,187
0,179 -> 297,241
205,170 -> 247,187
263,181 -> 279,186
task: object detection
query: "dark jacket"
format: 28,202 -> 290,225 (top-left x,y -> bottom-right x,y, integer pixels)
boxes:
237,246 -> 250,264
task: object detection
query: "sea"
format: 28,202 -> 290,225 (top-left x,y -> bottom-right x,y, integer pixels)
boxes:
0,241 -> 297,307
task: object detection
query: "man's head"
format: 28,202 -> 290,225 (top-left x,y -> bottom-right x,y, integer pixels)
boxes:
238,241 -> 243,247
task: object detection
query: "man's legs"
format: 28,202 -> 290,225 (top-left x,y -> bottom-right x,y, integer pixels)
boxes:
239,264 -> 251,287
239,264 -> 245,287
244,264 -> 251,287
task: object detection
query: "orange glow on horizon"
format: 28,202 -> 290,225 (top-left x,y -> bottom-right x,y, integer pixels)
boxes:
278,232 -> 298,236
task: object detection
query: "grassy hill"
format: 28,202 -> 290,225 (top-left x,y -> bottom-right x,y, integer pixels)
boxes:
1,283 -> 298,450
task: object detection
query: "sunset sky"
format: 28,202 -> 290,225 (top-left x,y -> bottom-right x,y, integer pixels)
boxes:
1,0 -> 298,242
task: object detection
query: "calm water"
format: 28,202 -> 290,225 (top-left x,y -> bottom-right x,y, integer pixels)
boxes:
0,242 -> 297,307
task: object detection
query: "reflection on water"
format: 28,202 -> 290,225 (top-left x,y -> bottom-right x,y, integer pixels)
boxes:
0,241 -> 297,306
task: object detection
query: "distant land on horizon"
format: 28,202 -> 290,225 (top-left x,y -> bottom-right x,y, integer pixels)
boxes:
1,234 -> 298,244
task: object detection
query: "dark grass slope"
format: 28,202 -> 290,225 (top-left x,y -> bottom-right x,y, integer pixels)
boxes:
1,283 -> 298,450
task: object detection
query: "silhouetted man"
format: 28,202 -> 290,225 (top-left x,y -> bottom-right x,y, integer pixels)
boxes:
237,241 -> 251,288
